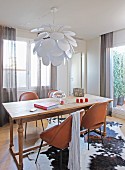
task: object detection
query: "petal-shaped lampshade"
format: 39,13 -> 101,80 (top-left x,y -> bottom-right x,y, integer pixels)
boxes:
63,31 -> 76,36
66,39 -> 77,47
65,50 -> 72,59
42,55 -> 50,66
42,38 -> 56,51
50,32 -> 64,40
32,23 -> 77,66
57,39 -> 70,51
33,40 -> 43,54
34,32 -> 49,41
50,42 -> 63,57
69,43 -> 75,53
64,34 -> 76,43
37,45 -> 47,57
31,27 -> 44,33
51,55 -> 64,66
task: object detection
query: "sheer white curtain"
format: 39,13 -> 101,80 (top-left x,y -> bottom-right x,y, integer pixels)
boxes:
0,26 -> 17,126
37,59 -> 57,98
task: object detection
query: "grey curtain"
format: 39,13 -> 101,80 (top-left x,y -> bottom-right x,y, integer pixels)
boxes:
100,32 -> 113,115
0,26 -> 17,126
37,60 -> 57,98
100,32 -> 113,97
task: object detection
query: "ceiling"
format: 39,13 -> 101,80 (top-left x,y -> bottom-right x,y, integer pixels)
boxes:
0,0 -> 125,40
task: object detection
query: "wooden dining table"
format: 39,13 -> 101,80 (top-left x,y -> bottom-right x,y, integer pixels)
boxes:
2,94 -> 113,170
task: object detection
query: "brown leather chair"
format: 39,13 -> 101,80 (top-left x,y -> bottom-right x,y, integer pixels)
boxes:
19,92 -> 44,139
35,110 -> 84,169
81,102 -> 108,150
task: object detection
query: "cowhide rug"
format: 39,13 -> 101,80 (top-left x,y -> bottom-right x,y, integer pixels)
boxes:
27,120 -> 125,170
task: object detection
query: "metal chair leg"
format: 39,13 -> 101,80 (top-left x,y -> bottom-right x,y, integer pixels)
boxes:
36,120 -> 37,127
41,120 -> 44,131
60,150 -> 62,170
35,140 -> 43,164
25,122 -> 27,139
99,127 -> 103,144
88,129 -> 90,150
49,118 -> 52,123
58,116 -> 60,125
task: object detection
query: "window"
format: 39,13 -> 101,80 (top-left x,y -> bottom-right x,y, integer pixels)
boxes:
111,45 -> 125,105
16,40 -> 27,88
3,37 -> 51,89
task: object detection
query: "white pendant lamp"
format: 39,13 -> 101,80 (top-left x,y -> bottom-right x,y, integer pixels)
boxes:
32,7 -> 77,66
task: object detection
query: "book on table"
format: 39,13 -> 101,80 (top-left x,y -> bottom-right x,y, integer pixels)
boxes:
34,101 -> 59,110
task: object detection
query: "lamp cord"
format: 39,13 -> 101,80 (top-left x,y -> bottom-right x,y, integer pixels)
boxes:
52,10 -> 55,25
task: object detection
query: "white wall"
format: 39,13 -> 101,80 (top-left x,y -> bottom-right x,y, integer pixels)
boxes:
57,62 -> 69,95
69,53 -> 82,95
86,37 -> 100,95
113,29 -> 125,47
16,28 -> 37,39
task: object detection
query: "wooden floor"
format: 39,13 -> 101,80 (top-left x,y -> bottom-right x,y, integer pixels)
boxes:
0,116 -> 125,170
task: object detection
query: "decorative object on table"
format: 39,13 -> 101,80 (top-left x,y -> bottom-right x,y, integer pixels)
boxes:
60,100 -> 64,105
48,90 -> 58,98
28,121 -> 125,170
73,88 -> 84,97
76,98 -> 79,103
31,7 -> 77,66
85,98 -> 88,102
80,99 -> 83,103
52,89 -> 66,104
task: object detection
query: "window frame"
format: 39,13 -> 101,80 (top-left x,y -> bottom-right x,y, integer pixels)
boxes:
3,37 -> 38,90
17,37 -> 38,90
3,37 -> 51,91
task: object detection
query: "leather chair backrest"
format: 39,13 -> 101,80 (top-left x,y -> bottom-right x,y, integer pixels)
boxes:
40,111 -> 84,149
82,102 -> 108,129
19,92 -> 39,101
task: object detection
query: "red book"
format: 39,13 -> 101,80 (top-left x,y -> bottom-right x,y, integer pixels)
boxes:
34,101 -> 59,110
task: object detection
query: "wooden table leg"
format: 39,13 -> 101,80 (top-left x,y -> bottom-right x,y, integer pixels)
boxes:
103,116 -> 106,136
18,119 -> 23,170
9,117 -> 14,148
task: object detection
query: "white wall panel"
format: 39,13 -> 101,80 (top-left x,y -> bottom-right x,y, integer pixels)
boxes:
87,37 -> 100,95
113,29 -> 125,47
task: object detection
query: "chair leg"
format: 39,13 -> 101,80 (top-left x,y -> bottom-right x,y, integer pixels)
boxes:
88,129 -> 90,150
35,140 -> 43,164
25,122 -> 27,139
58,116 -> 60,125
60,150 -> 62,170
49,118 -> 51,123
41,120 -> 44,131
99,127 -> 103,144
36,120 -> 37,127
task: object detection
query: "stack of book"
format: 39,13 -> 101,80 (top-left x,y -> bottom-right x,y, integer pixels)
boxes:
34,101 -> 59,110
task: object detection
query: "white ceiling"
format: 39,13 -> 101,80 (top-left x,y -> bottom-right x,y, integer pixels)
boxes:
0,0 -> 125,40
